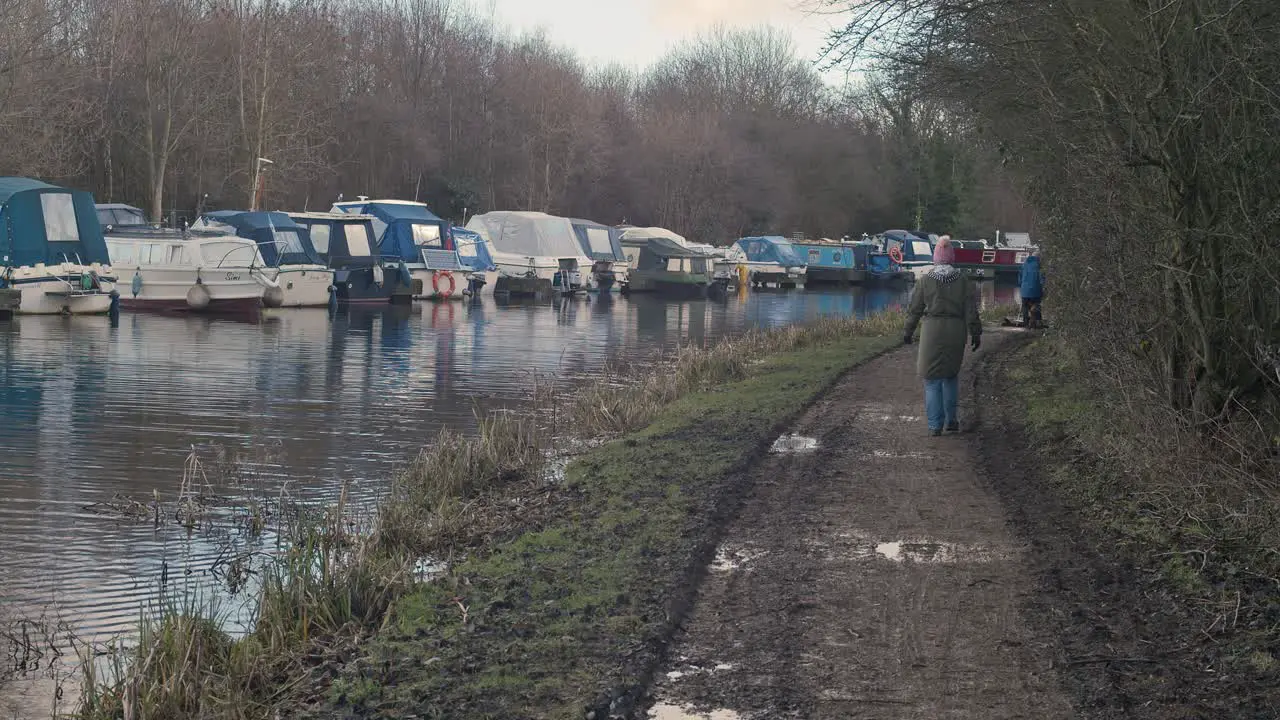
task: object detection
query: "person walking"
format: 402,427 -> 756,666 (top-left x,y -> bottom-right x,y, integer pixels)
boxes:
903,237 -> 982,436
1019,251 -> 1044,328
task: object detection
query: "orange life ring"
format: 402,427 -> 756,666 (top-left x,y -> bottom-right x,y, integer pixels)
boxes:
432,270 -> 456,298
889,246 -> 905,264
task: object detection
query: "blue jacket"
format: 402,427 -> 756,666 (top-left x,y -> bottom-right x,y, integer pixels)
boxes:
1020,255 -> 1044,298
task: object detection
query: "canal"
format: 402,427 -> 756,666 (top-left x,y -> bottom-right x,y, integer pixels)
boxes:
0,284 -> 1017,713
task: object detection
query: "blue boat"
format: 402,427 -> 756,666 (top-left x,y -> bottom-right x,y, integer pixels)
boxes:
729,236 -> 807,288
289,211 -> 414,304
332,199 -> 470,299
794,241 -> 868,285
569,218 -> 628,292
877,229 -> 935,279
0,177 -> 117,314
193,210 -> 332,308
450,225 -> 496,295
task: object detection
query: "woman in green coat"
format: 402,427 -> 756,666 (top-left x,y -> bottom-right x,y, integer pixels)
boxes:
902,237 -> 982,435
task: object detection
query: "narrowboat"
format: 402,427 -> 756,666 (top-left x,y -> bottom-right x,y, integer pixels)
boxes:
466,211 -> 586,296
795,240 -> 867,285
289,211 -> 414,304
193,211 -> 332,307
333,199 -> 471,300
0,178 -> 117,315
618,226 -> 722,298
949,235 -> 1036,279
569,218 -> 628,292
450,225 -> 497,295
105,228 -> 278,314
728,236 -> 807,288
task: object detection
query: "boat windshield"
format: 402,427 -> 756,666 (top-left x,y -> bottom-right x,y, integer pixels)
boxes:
200,240 -> 262,268
343,223 -> 372,256
912,240 -> 933,259
308,224 -> 331,254
271,228 -> 306,256
411,223 -> 442,248
456,240 -> 477,258
584,228 -> 613,256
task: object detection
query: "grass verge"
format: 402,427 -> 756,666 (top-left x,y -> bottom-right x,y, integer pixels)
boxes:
1000,335 -> 1280,674
323,333 -> 897,718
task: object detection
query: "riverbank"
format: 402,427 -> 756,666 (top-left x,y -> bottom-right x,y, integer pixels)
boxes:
72,309 -> 930,719
973,334 -> 1280,718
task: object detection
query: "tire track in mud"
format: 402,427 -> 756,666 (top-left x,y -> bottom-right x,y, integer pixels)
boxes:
645,333 -> 1075,720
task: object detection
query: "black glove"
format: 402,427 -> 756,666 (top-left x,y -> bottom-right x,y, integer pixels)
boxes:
903,334 -> 913,345
971,336 -> 981,351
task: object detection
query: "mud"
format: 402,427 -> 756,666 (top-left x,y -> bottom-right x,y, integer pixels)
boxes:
647,330 -> 1075,718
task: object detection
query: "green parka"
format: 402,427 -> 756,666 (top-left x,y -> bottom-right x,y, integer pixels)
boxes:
904,269 -> 982,379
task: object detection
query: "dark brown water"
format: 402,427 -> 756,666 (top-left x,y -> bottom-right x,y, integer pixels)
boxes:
0,284 -> 1018,713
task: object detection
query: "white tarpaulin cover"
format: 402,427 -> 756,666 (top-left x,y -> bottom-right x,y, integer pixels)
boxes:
618,226 -> 690,247
466,211 -> 585,259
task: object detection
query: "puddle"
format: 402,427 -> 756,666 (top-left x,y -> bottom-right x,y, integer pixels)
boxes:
871,414 -> 921,423
770,434 -> 818,453
710,543 -> 765,572
649,704 -> 743,720
815,532 -> 1007,565
868,450 -> 932,459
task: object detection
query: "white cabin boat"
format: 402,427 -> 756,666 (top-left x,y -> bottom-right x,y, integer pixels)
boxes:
465,211 -> 586,293
106,228 -> 279,313
191,211 -> 332,308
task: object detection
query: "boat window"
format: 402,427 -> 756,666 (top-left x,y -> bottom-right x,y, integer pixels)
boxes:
456,240 -> 477,258
584,228 -> 613,256
137,244 -> 157,264
272,229 -> 305,256
114,208 -> 146,226
168,245 -> 185,264
96,208 -> 113,226
200,241 -> 258,267
41,193 -> 80,242
308,224 -> 331,254
411,223 -> 442,248
343,223 -> 372,257
369,217 -> 387,243
666,257 -> 688,273
691,257 -> 708,273
912,241 -> 932,259
108,241 -> 134,265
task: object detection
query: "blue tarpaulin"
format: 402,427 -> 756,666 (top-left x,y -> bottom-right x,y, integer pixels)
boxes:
733,236 -> 806,267
451,226 -> 496,272
201,210 -> 321,266
569,218 -> 626,262
0,177 -> 110,267
880,230 -> 934,263
332,200 -> 451,262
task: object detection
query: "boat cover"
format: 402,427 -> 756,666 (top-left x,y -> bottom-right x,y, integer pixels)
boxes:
332,200 -> 451,262
569,218 -> 626,262
618,227 -> 705,258
466,211 -> 584,259
733,236 -> 807,267
0,177 -> 110,267
199,210 -> 322,267
880,230 -> 934,262
289,212 -> 381,267
451,226 -> 497,272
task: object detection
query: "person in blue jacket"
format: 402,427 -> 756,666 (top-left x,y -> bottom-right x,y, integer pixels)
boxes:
1019,251 -> 1044,328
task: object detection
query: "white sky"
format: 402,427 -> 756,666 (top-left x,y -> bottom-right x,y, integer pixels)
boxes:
481,0 -> 852,81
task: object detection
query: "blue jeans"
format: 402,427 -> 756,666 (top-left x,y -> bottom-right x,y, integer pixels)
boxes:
924,376 -> 959,430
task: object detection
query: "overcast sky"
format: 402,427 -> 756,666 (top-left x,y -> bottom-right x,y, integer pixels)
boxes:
483,0 -> 849,78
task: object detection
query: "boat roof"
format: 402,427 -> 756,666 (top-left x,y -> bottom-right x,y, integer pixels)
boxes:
95,202 -> 144,211
0,177 -> 60,205
288,210 -> 374,221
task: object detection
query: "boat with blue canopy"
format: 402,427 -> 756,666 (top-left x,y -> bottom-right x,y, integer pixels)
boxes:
450,225 -> 496,295
332,198 -> 471,300
192,210 -> 332,307
289,211 -> 414,304
876,230 -> 934,279
0,177 -> 117,314
728,236 -> 807,288
569,218 -> 628,292
794,240 -> 868,285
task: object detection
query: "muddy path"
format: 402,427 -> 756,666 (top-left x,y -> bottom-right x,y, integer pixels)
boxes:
646,330 -> 1075,719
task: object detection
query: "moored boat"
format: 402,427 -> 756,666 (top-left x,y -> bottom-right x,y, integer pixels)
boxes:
569,218 -> 628,292
877,230 -> 934,279
795,240 -> 867,285
105,228 -> 277,314
0,178 -> 117,315
289,211 -> 414,304
728,236 -> 807,288
332,199 -> 471,300
466,211 -> 586,296
618,226 -> 720,298
450,225 -> 497,295
949,234 -> 1035,279
193,210 -> 330,307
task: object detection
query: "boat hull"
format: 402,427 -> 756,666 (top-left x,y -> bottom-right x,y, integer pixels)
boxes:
805,268 -> 866,285
625,270 -> 712,298
8,269 -> 117,315
276,266 -> 334,307
118,266 -> 265,314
